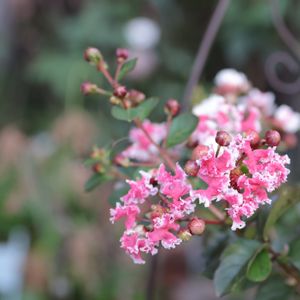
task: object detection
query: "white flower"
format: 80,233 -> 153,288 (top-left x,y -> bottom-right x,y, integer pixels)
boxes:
214,69 -> 250,91
123,17 -> 161,50
274,104 -> 300,133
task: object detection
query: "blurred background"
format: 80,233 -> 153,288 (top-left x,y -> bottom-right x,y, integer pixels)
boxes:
0,0 -> 299,299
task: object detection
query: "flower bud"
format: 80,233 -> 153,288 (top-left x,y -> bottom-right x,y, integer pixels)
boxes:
113,154 -> 130,167
110,96 -> 122,106
164,99 -> 181,117
92,163 -> 103,173
84,47 -> 102,65
265,130 -> 281,147
188,218 -> 206,235
191,144 -> 209,161
178,229 -> 192,241
230,167 -> 243,191
186,138 -> 198,149
113,86 -> 127,98
80,82 -> 98,95
184,160 -> 199,177
245,129 -> 260,148
128,89 -> 145,105
215,130 -> 232,146
116,48 -> 129,63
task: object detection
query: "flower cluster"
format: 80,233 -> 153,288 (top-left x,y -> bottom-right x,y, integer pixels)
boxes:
82,47 -> 297,264
110,164 -> 194,264
191,69 -> 300,147
190,134 -> 290,230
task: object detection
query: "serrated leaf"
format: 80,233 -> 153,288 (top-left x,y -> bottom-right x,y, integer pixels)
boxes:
117,58 -> 137,81
166,113 -> 198,148
246,247 -> 272,282
213,239 -> 261,297
111,98 -> 158,122
263,186 -> 300,240
256,275 -> 293,300
84,173 -> 107,192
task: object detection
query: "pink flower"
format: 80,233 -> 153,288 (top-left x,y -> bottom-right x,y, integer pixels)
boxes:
121,171 -> 158,205
120,229 -> 158,264
156,163 -> 192,202
274,104 -> 300,133
192,135 -> 290,230
148,214 -> 182,249
110,203 -> 140,229
121,120 -> 167,161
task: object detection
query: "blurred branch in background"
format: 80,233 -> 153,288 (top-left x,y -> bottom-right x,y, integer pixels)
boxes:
182,0 -> 230,110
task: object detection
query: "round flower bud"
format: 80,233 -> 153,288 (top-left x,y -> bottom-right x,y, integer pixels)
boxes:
184,160 -> 199,177
84,47 -> 102,65
128,89 -> 145,105
80,82 -> 98,95
186,138 -> 198,149
188,218 -> 206,235
93,163 -> 103,173
116,48 -> 129,62
265,130 -> 281,147
113,86 -> 127,98
215,130 -> 232,146
191,144 -> 209,161
178,229 -> 192,241
164,99 -> 181,117
245,129 -> 260,148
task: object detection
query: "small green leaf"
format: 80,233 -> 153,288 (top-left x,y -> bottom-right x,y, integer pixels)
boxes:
256,275 -> 294,300
263,186 -> 300,240
84,174 -> 106,192
246,247 -> 272,282
117,58 -> 137,81
166,113 -> 198,148
213,239 -> 261,297
288,239 -> 300,271
111,98 -> 158,122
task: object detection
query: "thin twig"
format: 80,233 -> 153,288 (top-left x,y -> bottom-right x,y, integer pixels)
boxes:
146,254 -> 159,300
182,0 -> 230,111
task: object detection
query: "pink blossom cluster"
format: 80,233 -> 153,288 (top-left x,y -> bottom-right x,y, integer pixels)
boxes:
110,164 -> 194,264
191,69 -> 300,146
191,134 -> 290,230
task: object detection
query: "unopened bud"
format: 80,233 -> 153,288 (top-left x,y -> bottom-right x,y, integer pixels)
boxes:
245,130 -> 260,148
215,130 -> 232,146
116,48 -> 129,63
110,96 -> 122,106
184,160 -> 199,177
178,229 -> 192,241
186,138 -> 198,149
84,47 -> 102,65
80,82 -> 98,95
113,86 -> 127,98
191,144 -> 209,161
93,163 -> 103,173
188,218 -> 206,235
128,89 -> 145,105
230,167 -> 243,191
164,99 -> 181,117
265,130 -> 281,147
113,154 -> 130,167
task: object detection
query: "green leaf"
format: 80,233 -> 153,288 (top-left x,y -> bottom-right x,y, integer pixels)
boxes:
288,239 -> 300,271
213,239 -> 261,297
84,173 -> 107,192
263,186 -> 300,240
117,58 -> 137,81
166,113 -> 198,148
256,275 -> 294,300
246,247 -> 272,282
111,98 -> 158,122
